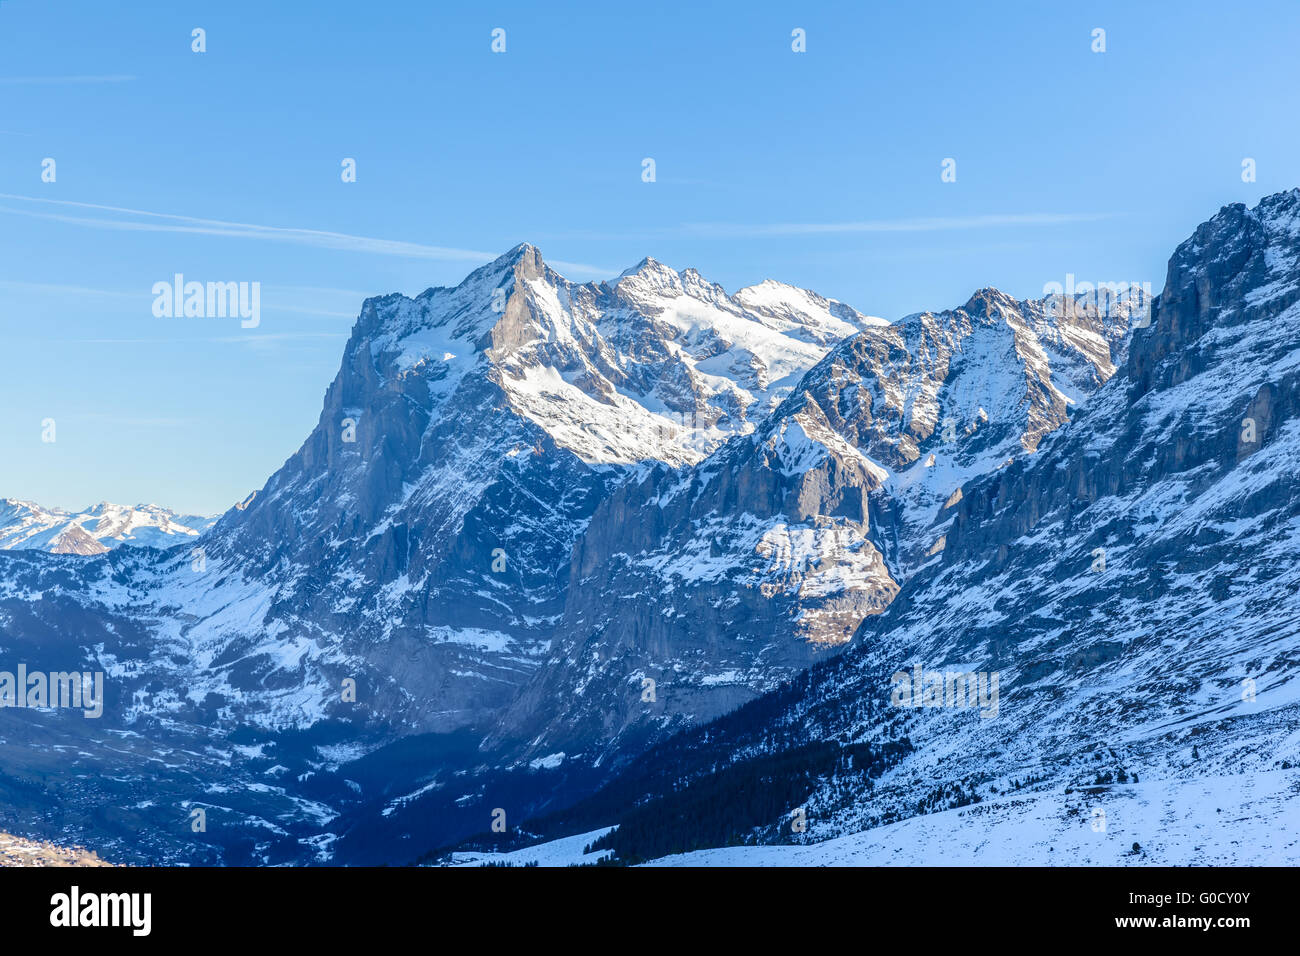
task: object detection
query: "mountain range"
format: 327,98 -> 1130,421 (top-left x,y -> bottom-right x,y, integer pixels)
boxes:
0,191 -> 1294,866
0,500 -> 213,555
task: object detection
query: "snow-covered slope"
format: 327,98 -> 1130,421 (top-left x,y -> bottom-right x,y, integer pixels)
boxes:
779,189 -> 1300,840
445,768 -> 1299,866
643,771 -> 1300,866
344,246 -> 881,471
0,499 -> 214,554
444,827 -> 616,867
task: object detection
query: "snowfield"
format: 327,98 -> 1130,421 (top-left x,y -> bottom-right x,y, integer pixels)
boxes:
446,828 -> 616,867
643,772 -> 1300,866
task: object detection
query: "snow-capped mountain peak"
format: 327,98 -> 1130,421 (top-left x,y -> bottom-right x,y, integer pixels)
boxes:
0,498 -> 215,554
349,243 -> 883,469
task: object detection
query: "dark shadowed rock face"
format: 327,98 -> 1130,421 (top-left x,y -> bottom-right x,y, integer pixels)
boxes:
947,189 -> 1300,563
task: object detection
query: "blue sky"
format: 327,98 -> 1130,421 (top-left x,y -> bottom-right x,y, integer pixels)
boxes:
1,0 -> 1297,515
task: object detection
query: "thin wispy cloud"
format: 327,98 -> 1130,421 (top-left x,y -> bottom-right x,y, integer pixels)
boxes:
272,305 -> 358,319
276,284 -> 378,300
0,279 -> 143,298
65,333 -> 347,345
0,196 -> 1107,286
539,212 -> 1117,243
76,413 -> 193,428
208,332 -> 349,344
0,279 -> 362,318
678,212 -> 1118,238
0,195 -> 614,278
0,74 -> 136,85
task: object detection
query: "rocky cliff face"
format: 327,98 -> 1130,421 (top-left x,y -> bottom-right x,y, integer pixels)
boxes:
191,242 -> 883,737
0,243 -> 889,863
493,283 -> 1140,766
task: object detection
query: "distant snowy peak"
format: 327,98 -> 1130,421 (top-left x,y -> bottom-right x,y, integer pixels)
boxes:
759,281 -> 1138,481
0,499 -> 215,554
358,244 -> 882,467
732,278 -> 890,344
